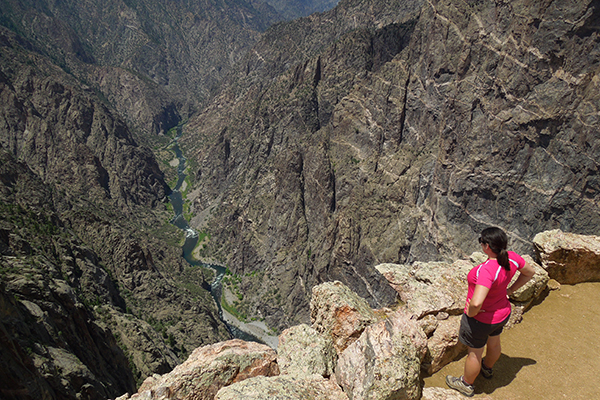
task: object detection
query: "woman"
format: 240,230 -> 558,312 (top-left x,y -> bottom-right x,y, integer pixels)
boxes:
446,227 -> 535,397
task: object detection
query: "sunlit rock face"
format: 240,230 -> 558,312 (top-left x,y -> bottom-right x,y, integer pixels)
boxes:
1,0 -> 599,397
534,229 -> 600,284
180,0 -> 600,333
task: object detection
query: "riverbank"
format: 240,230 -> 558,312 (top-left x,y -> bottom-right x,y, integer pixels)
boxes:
219,284 -> 279,349
423,282 -> 600,399
221,308 -> 279,349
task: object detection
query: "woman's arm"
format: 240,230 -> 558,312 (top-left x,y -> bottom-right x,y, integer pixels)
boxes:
507,262 -> 536,296
466,284 -> 490,317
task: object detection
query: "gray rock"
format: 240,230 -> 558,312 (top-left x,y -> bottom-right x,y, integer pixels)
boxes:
277,324 -> 337,378
215,374 -> 349,400
180,0 -> 600,336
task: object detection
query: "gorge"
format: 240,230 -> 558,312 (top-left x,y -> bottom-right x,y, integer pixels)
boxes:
0,0 -> 599,399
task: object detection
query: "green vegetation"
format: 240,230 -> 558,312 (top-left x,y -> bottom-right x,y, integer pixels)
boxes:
149,220 -> 183,247
0,201 -> 59,237
221,294 -> 248,322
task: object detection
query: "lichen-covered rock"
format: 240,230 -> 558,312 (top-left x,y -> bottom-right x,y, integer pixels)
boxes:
422,316 -> 466,375
310,281 -> 380,353
277,324 -> 336,377
508,255 -> 549,303
215,374 -> 349,400
125,339 -> 278,400
335,309 -> 427,400
376,260 -> 472,319
533,230 -> 600,284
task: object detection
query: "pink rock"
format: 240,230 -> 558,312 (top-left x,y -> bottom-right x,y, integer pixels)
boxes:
335,309 -> 427,400
310,281 -> 379,353
128,339 -> 278,400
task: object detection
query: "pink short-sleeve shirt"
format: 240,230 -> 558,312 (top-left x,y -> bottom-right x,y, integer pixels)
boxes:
464,251 -> 525,324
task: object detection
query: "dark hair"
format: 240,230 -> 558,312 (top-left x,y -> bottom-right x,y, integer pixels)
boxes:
479,227 -> 510,270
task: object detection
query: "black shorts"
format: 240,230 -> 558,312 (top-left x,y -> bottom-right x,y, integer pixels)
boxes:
458,313 -> 511,349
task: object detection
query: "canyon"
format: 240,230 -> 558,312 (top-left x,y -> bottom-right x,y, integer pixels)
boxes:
0,0 -> 599,399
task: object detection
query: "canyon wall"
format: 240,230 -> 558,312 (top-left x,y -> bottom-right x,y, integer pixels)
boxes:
180,0 -> 600,331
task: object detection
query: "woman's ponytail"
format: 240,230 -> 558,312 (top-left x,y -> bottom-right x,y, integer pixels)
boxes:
480,227 -> 510,271
497,249 -> 510,271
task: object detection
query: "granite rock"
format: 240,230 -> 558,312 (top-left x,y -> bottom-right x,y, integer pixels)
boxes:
310,281 -> 381,353
335,309 -> 427,400
123,339 -> 278,400
277,323 -> 337,378
533,229 -> 600,284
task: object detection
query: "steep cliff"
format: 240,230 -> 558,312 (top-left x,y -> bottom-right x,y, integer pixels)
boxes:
1,0 -> 599,396
0,28 -> 230,399
0,0 -> 281,136
180,0 -> 600,331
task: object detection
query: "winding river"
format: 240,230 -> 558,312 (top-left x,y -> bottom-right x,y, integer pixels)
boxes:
167,126 -> 260,343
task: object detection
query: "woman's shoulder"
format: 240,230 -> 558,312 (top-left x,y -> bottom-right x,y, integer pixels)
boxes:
477,258 -> 500,271
507,251 -> 525,266
507,250 -> 523,258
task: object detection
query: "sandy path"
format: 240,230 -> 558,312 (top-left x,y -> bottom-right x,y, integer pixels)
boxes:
423,282 -> 600,399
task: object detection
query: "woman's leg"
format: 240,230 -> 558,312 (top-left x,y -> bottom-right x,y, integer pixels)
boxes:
484,334 -> 502,368
463,346 -> 485,385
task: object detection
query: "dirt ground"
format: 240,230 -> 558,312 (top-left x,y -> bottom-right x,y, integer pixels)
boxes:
423,282 -> 600,399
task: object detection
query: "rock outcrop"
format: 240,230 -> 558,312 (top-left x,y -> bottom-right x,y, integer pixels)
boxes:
121,339 -> 278,400
376,252 -> 549,375
277,324 -> 337,377
310,281 -> 383,353
215,374 -> 349,400
335,309 -> 427,400
533,229 -> 600,284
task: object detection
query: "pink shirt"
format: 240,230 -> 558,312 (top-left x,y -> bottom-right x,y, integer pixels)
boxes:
464,251 -> 525,324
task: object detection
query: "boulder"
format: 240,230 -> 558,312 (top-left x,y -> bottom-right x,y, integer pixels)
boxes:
422,316 -> 465,375
499,254 -> 550,330
215,374 -> 349,400
533,229 -> 600,284
376,259 -> 472,319
508,255 -> 549,304
277,324 -> 337,378
335,309 -> 427,400
376,260 -> 471,375
310,281 -> 380,353
123,339 -> 278,400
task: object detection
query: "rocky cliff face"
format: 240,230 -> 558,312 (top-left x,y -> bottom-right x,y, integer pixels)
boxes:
0,27 -> 230,399
0,0 -> 281,136
180,0 -> 600,332
1,0 -> 599,397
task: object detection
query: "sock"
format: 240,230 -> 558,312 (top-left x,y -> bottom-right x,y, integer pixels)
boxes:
482,358 -> 492,370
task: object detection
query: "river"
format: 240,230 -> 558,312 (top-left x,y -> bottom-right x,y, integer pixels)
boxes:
167,126 -> 264,345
